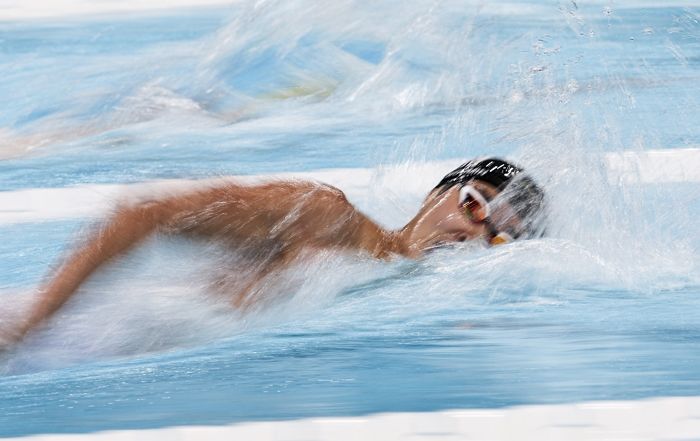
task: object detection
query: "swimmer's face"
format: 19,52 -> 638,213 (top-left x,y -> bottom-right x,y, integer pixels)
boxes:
407,180 -> 518,252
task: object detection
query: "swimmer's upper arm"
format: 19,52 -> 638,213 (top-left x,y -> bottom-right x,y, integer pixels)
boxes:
165,181 -> 361,246
266,183 -> 388,254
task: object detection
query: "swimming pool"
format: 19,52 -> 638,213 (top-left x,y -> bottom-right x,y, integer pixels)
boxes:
1,0 -> 699,437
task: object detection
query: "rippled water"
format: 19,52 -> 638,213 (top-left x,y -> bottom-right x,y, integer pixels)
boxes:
1,0 -> 699,437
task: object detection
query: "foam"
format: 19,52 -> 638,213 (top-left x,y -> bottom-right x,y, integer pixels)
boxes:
0,148 -> 698,226
5,395 -> 700,440
605,148 -> 700,184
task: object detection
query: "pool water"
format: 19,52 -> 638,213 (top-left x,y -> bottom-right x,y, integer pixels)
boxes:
1,0 -> 699,437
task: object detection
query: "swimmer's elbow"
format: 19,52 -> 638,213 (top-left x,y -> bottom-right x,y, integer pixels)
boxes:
112,198 -> 182,231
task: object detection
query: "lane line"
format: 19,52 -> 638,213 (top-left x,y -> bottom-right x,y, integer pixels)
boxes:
0,149 -> 698,226
4,395 -> 700,440
0,0 -> 239,21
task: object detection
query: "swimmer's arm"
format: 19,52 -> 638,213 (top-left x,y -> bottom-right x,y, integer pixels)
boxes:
10,184 -> 284,343
13,202 -> 173,343
170,181 -> 397,257
9,184 -> 296,342
9,182 -> 394,344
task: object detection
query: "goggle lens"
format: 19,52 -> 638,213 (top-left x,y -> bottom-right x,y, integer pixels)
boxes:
462,197 -> 485,222
489,232 -> 513,246
459,186 -> 490,223
459,184 -> 520,246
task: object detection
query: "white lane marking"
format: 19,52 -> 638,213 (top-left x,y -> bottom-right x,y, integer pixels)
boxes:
3,395 -> 700,441
0,0 -> 239,21
0,149 -> 698,226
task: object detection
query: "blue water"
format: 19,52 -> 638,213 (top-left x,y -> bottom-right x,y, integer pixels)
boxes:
1,0 -> 699,437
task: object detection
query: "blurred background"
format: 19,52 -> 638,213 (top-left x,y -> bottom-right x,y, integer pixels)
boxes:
0,0 -> 699,437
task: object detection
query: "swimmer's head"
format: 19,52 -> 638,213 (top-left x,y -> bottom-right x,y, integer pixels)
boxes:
403,158 -> 546,252
434,158 -> 547,240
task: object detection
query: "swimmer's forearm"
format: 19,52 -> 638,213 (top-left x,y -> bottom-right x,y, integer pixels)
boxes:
17,203 -> 167,340
19,252 -> 98,338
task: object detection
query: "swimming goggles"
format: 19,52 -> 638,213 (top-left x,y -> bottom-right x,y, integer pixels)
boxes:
458,185 -> 518,246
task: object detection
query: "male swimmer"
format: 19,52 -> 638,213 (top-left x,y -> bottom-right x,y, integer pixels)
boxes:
3,157 -> 545,347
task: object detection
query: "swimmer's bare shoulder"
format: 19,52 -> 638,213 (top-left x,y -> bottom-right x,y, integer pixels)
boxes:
3,179 -> 397,347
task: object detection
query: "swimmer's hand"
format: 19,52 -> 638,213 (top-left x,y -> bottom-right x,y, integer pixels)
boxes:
0,306 -> 34,351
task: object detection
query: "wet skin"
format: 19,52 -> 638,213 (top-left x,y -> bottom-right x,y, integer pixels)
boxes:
400,179 -> 501,254
2,177 -> 513,347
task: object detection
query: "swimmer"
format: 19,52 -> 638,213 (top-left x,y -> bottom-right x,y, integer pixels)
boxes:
2,158 -> 545,347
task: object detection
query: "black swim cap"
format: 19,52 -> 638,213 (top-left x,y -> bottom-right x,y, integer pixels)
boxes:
435,157 -> 547,239
434,158 -> 520,190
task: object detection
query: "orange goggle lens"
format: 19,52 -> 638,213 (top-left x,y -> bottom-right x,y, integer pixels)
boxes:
461,197 -> 484,222
489,232 -> 513,246
459,186 -> 489,223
